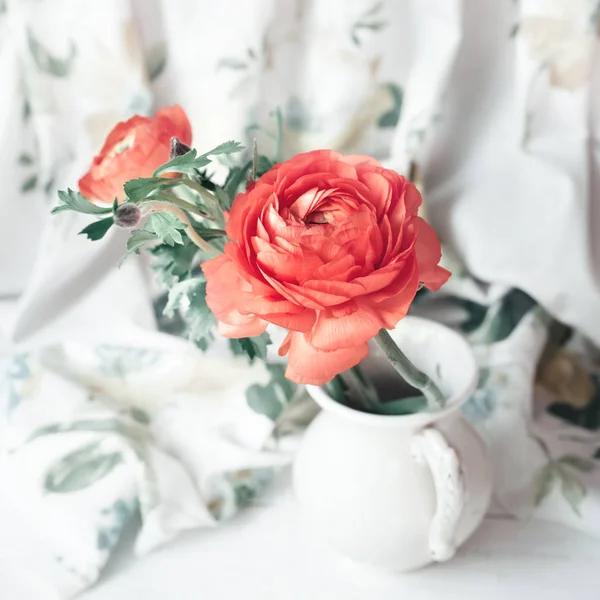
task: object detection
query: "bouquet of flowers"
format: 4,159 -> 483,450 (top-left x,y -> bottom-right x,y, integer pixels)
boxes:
54,105 -> 450,414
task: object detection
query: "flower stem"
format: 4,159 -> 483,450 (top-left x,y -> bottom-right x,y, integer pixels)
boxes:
144,202 -> 220,256
374,328 -> 444,410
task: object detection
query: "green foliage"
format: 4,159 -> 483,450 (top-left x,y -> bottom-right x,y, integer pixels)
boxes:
245,364 -> 296,421
533,459 -> 588,516
123,177 -> 179,202
229,332 -> 272,363
154,141 -> 245,177
52,189 -> 113,215
148,212 -> 187,246
44,441 -> 122,493
150,236 -> 199,286
163,277 -> 216,345
27,29 -> 76,77
79,216 -> 114,241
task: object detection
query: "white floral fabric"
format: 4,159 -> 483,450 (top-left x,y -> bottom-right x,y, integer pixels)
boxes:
1,0 -> 600,596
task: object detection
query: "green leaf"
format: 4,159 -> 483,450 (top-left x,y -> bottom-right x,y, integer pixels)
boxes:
533,463 -> 558,507
163,277 -> 205,318
153,141 -> 244,177
18,152 -> 34,166
372,396 -> 427,415
246,386 -> 284,421
148,42 -> 167,81
559,455 -> 596,473
214,185 -> 233,211
44,442 -> 122,493
186,281 -> 217,341
377,83 -> 403,128
148,212 -> 187,246
79,216 -> 114,241
52,189 -> 113,215
123,177 -> 179,202
149,237 -> 198,285
557,467 -> 586,516
126,228 -> 159,254
229,332 -> 272,363
21,174 -> 38,192
27,29 -> 76,77
245,364 -> 296,421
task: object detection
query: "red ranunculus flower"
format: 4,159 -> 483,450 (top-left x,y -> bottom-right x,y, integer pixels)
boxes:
203,150 -> 450,385
79,105 -> 192,204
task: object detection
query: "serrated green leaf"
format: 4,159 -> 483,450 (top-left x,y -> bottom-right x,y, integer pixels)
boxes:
148,212 -> 186,246
186,281 -> 217,341
126,228 -> 159,253
559,455 -> 596,473
214,185 -> 233,211
52,189 -> 113,215
79,216 -> 114,241
153,141 -> 244,177
149,237 -> 199,285
229,332 -> 272,362
557,467 -> 586,516
148,42 -> 167,81
45,442 -> 122,493
123,177 -> 179,202
163,277 -> 205,318
21,174 -> 38,192
533,463 -> 558,507
27,29 -> 76,77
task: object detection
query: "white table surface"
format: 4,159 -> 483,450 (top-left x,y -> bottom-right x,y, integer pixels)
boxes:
6,469 -> 600,600
2,469 -> 600,600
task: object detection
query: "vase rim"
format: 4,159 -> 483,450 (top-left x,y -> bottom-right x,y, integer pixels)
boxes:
305,316 -> 478,428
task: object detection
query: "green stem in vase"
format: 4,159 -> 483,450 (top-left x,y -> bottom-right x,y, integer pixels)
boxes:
374,328 -> 445,410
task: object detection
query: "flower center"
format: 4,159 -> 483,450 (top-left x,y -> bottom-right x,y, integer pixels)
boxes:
108,134 -> 136,158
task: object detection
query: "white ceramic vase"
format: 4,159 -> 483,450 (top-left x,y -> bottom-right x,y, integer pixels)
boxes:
293,316 -> 492,572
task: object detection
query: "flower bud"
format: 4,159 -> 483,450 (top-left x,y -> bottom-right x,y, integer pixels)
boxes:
170,137 -> 192,158
114,203 -> 142,229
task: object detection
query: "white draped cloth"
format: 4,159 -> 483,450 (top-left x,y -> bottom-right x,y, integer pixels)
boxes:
1,0 -> 600,596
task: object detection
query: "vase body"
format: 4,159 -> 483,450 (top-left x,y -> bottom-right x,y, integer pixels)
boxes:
293,316 -> 492,572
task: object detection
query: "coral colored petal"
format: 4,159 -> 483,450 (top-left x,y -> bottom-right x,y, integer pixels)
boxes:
284,333 -> 369,385
414,218 -> 451,291
155,105 -> 192,145
217,318 -> 267,338
307,301 -> 383,351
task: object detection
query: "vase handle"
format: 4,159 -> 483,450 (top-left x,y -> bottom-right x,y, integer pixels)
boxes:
411,426 -> 465,562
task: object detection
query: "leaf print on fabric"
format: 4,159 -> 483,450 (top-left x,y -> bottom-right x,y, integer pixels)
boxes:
377,83 -> 403,128
533,463 -> 559,506
351,2 -> 388,46
44,442 -> 122,493
97,500 -> 135,552
533,455 -> 591,517
462,368 -> 499,423
147,43 -> 167,81
94,346 -> 160,378
27,29 -> 76,77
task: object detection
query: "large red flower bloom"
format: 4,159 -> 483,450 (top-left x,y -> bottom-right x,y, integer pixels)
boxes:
79,105 -> 192,204
203,150 -> 450,385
